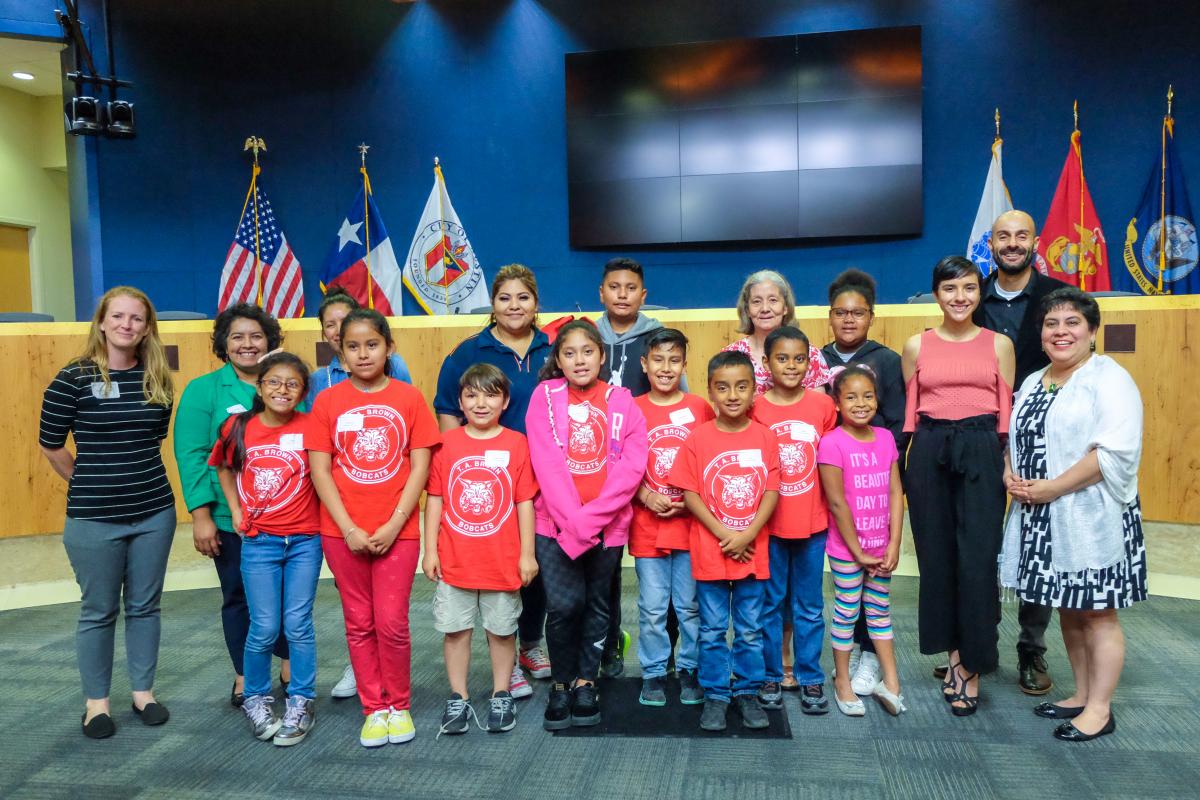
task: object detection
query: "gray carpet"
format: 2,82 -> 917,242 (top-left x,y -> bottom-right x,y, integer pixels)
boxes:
2,572 -> 1199,800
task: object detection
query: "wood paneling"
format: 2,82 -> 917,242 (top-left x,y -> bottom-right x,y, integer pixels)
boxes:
5,296 -> 1196,537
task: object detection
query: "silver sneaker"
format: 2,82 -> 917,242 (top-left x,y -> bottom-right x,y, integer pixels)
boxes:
851,651 -> 882,696
243,695 -> 282,741
331,664 -> 357,699
273,696 -> 314,746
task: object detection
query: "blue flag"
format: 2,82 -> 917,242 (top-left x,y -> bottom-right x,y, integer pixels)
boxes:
1118,118 -> 1200,295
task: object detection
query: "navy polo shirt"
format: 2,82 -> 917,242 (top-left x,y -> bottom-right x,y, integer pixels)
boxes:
434,325 -> 552,435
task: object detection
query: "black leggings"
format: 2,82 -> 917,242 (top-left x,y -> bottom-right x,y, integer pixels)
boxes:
536,536 -> 623,684
904,415 -> 1006,675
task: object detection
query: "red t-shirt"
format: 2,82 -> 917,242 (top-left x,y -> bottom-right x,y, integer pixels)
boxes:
426,427 -> 538,591
207,413 -> 320,537
565,382 -> 610,504
750,392 -> 838,538
667,420 -> 780,581
308,378 -> 441,539
630,393 -> 715,557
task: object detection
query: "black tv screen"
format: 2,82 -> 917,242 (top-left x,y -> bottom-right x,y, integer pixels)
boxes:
565,26 -> 923,246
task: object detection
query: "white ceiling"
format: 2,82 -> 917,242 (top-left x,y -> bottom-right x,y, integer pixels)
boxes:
0,37 -> 66,98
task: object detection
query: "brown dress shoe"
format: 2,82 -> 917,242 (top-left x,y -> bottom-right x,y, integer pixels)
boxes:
1018,654 -> 1053,695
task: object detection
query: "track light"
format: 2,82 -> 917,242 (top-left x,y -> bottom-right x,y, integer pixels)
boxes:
105,100 -> 135,138
65,96 -> 103,135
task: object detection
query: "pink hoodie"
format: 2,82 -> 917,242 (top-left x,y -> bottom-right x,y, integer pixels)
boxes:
525,378 -> 648,560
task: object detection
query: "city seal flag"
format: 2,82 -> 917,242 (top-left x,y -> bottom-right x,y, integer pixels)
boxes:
1119,116 -> 1199,295
403,159 -> 489,315
967,137 -> 1014,276
1037,128 -> 1111,291
318,175 -> 405,315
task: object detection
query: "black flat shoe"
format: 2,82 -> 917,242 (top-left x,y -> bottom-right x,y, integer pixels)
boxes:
230,682 -> 245,708
1054,714 -> 1115,742
82,712 -> 115,739
1033,701 -> 1083,720
132,702 -> 170,726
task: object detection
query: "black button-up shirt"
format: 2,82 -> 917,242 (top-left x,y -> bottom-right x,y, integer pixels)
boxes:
980,277 -> 1033,344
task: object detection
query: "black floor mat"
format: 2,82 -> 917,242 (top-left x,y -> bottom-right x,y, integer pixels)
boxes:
550,676 -> 792,739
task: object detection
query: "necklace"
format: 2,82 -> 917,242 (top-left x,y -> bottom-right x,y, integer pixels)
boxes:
1046,355 -> 1090,393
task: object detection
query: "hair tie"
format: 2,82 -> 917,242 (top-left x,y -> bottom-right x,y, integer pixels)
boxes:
256,348 -> 284,364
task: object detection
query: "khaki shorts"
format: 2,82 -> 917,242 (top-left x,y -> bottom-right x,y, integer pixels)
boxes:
433,581 -> 522,635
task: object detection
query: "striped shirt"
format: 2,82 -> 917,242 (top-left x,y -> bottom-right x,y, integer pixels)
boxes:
39,361 -> 174,522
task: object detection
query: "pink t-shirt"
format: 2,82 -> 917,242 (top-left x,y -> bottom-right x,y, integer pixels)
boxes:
816,426 -> 898,560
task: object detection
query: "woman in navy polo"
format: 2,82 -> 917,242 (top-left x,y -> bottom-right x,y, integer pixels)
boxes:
434,263 -> 552,696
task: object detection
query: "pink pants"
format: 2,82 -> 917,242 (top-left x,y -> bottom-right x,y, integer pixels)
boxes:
322,536 -> 419,714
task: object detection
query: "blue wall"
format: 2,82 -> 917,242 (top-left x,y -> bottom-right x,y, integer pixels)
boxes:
12,0 -> 1200,317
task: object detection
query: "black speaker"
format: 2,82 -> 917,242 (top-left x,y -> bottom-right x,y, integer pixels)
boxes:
105,100 -> 135,139
65,96 -> 103,135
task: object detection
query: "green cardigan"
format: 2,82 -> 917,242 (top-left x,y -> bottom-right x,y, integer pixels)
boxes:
172,363 -> 259,532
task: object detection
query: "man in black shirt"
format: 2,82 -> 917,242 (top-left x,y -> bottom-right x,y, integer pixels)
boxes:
973,209 -> 1060,696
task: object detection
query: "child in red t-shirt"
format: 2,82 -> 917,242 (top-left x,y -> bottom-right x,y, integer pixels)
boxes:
631,328 -> 714,708
209,352 -> 321,746
308,310 -> 441,749
668,350 -> 779,732
750,325 -> 837,714
422,364 -> 539,735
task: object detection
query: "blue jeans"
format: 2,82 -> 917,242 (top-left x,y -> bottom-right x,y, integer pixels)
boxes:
635,552 -> 699,677
762,533 -> 828,685
695,577 -> 765,702
240,534 -> 323,698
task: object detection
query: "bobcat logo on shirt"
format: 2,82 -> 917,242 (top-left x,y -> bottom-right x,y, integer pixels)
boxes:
566,403 -> 607,475
645,421 -> 691,496
336,404 -> 408,484
238,444 -> 306,515
702,450 -> 767,530
771,420 -> 818,496
445,456 -> 514,537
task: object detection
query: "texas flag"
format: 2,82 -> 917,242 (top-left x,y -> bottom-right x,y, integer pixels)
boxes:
1037,129 -> 1112,291
318,175 -> 405,315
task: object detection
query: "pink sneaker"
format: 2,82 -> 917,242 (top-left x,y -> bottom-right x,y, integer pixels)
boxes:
509,662 -> 533,699
519,645 -> 552,679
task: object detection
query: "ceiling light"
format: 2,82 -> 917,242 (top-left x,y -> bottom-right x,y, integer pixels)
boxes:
12,72 -> 35,80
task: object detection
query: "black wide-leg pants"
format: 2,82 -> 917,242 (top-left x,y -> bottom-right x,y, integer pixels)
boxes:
905,414 -> 1006,675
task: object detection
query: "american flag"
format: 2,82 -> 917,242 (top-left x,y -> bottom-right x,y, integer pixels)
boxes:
218,181 -> 305,317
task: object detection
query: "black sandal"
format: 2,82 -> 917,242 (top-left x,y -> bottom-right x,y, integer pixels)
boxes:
948,669 -> 980,717
941,659 -> 961,703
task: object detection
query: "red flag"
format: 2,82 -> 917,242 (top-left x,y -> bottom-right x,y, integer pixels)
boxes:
1037,129 -> 1111,291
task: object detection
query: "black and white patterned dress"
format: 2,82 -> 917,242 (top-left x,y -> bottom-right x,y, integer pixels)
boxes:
1013,382 -> 1148,610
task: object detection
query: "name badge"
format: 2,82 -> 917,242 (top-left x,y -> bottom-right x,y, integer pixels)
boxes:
737,449 -> 763,468
279,433 -> 304,451
790,422 -> 817,442
91,381 -> 119,399
225,403 -> 247,415
567,403 -> 589,423
669,407 -> 695,426
484,450 -> 510,469
337,413 -> 365,432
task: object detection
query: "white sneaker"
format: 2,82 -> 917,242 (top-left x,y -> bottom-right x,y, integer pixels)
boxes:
331,663 -> 357,699
509,662 -> 533,699
851,651 -> 881,696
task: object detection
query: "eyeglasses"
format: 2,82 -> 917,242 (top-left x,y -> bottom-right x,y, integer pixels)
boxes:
263,378 -> 302,391
831,308 -> 870,320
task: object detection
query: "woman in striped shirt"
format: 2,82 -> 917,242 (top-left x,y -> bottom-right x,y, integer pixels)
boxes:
39,286 -> 176,739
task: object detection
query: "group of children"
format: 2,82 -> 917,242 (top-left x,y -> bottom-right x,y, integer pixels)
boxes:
203,262 -> 906,748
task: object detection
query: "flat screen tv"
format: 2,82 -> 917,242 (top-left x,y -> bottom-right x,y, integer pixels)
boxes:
565,26 -> 922,246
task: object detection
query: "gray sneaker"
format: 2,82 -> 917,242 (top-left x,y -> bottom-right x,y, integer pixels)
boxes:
700,698 -> 728,731
438,693 -> 475,738
273,696 -> 314,746
243,695 -> 282,741
486,691 -> 516,733
678,669 -> 704,705
757,680 -> 784,709
639,676 -> 667,707
736,694 -> 770,729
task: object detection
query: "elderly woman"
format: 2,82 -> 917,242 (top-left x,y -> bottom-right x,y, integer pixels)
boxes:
174,303 -> 290,707
723,269 -> 832,393
40,287 -> 176,738
902,256 -> 1015,717
1000,287 -> 1146,742
434,263 -> 553,697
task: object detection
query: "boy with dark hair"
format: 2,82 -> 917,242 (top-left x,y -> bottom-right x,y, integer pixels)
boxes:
668,350 -> 780,732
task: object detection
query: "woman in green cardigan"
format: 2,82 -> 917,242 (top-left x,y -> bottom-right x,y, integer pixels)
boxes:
174,303 -> 290,705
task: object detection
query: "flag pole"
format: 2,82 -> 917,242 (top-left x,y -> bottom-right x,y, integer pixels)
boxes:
359,143 -> 374,310
1073,100 -> 1087,292
434,156 -> 450,313
1158,86 -> 1174,294
243,136 -> 266,307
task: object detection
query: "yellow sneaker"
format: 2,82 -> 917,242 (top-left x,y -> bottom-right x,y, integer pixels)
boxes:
387,707 -> 416,744
360,709 -> 390,747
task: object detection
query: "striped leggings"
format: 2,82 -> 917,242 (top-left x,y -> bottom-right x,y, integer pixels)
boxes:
829,555 -> 892,651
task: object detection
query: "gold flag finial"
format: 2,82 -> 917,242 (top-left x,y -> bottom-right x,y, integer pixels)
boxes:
1167,85 -> 1175,118
994,107 -> 1001,140
1073,100 -> 1079,131
243,136 -> 266,165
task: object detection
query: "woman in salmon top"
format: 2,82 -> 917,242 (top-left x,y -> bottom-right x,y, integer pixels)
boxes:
901,255 -> 1015,717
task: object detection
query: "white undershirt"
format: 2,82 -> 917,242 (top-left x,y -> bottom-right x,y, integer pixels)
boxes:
832,346 -> 860,363
994,284 -> 1022,301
